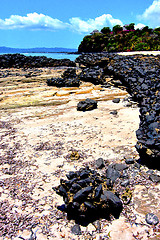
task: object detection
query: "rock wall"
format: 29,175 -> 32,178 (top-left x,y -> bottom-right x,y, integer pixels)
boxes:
0,54 -> 76,68
76,53 -> 160,168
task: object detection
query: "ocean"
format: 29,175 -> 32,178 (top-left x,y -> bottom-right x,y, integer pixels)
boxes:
0,52 -> 80,61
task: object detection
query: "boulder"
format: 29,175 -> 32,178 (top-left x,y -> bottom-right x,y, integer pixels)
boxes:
77,98 -> 97,111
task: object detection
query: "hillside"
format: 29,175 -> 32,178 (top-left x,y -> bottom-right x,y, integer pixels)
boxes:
0,46 -> 77,53
78,23 -> 160,53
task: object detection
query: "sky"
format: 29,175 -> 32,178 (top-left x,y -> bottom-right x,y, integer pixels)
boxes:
0,0 -> 160,49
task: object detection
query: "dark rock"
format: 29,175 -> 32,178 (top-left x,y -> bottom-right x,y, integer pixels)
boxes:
94,184 -> 103,199
76,53 -> 160,167
0,53 -> 76,68
112,98 -> 120,103
145,213 -> 159,225
62,68 -> 77,79
47,77 -> 80,87
95,158 -> 105,169
106,166 -> 120,182
77,178 -> 92,187
66,171 -> 78,180
79,66 -> 106,85
101,190 -> 123,217
69,183 -> 81,193
71,224 -> 82,235
77,98 -> 97,111
73,186 -> 93,202
125,158 -> 135,164
149,173 -> 160,183
113,163 -> 128,171
53,166 -> 123,223
110,110 -> 118,115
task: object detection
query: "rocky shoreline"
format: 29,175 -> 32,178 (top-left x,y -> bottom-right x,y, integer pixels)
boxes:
0,53 -> 160,239
75,53 -> 160,168
0,53 -> 76,68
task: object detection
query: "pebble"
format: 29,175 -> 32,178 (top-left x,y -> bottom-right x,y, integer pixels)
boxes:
71,224 -> 82,235
95,158 -> 105,169
125,158 -> 135,164
112,98 -> 120,103
145,213 -> 159,225
121,179 -> 130,187
149,173 -> 160,183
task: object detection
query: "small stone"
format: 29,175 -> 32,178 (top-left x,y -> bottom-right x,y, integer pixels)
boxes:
106,166 -> 120,183
149,174 -> 160,183
73,186 -> 93,202
110,110 -> 118,115
95,158 -> 105,169
71,224 -> 82,235
113,163 -> 128,171
125,158 -> 135,164
145,213 -> 159,225
121,179 -> 130,187
112,98 -> 120,103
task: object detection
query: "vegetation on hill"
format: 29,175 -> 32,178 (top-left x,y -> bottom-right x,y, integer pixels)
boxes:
78,23 -> 160,53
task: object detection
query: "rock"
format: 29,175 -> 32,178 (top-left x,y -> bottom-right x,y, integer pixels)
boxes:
71,224 -> 82,235
101,190 -> 123,217
62,68 -> 77,79
95,158 -> 105,169
79,66 -> 106,85
76,53 -> 160,166
113,163 -> 128,171
121,179 -> 130,187
125,158 -> 135,164
0,53 -> 76,68
112,98 -> 120,103
106,166 -> 120,183
77,98 -> 97,111
94,184 -> 103,199
53,166 -> 123,223
73,186 -> 93,202
149,173 -> 160,183
110,110 -> 118,115
47,77 -> 80,88
145,213 -> 159,225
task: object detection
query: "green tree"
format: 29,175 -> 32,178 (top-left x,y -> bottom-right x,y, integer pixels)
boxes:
101,27 -> 111,34
112,25 -> 123,34
125,23 -> 135,31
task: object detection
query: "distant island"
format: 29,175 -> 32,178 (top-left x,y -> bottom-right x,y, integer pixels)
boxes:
0,46 -> 78,54
78,23 -> 160,53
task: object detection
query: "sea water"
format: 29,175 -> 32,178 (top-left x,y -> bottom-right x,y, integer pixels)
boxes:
0,52 -> 80,61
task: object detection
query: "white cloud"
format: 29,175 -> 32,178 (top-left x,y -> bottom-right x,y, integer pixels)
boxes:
138,0 -> 160,27
69,14 -> 123,33
0,12 -> 123,33
0,12 -> 67,30
135,23 -> 146,29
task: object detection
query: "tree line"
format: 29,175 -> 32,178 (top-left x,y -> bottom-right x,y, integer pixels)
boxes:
78,23 -> 160,53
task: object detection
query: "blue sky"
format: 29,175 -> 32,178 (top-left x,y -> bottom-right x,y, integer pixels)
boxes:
0,0 -> 160,49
